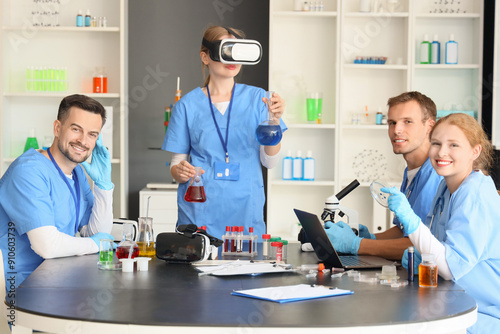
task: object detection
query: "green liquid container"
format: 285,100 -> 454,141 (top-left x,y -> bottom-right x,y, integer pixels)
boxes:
24,129 -> 39,152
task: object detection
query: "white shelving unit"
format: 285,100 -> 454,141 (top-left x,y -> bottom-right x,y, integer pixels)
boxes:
0,0 -> 129,218
267,0 -> 483,240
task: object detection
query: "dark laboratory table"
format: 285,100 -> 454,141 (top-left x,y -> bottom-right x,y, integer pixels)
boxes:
11,243 -> 477,333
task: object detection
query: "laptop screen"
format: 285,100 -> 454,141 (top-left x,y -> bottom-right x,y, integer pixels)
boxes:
294,209 -> 344,268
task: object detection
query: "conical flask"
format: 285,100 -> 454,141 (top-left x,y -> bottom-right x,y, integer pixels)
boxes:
184,167 -> 206,202
256,91 -> 282,146
137,217 -> 155,258
116,223 -> 139,259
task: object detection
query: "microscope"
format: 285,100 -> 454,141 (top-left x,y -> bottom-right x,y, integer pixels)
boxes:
321,179 -> 361,235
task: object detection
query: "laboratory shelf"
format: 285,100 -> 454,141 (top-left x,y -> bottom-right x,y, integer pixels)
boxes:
343,12 -> 409,18
1,0 -> 128,218
415,13 -> 481,19
414,64 -> 480,70
272,11 -> 337,18
3,92 -> 121,98
2,26 -> 119,32
342,125 -> 387,130
343,64 -> 408,70
286,123 -> 336,129
271,180 -> 336,186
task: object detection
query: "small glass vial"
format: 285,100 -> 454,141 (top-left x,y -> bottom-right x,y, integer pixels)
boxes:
281,240 -> 288,262
407,246 -> 414,281
262,234 -> 271,259
271,242 -> 283,262
419,253 -> 438,288
224,226 -> 230,252
248,227 -> 256,255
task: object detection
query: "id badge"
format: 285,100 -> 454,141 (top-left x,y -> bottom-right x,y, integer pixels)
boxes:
214,161 -> 240,181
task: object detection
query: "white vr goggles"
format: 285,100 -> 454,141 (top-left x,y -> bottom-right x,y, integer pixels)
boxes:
202,27 -> 262,65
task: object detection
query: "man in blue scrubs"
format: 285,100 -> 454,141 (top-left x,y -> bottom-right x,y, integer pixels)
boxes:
325,91 -> 442,260
0,94 -> 115,287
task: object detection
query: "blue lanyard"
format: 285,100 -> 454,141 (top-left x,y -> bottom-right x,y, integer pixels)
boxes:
401,167 -> 421,199
207,83 -> 235,163
47,148 -> 81,234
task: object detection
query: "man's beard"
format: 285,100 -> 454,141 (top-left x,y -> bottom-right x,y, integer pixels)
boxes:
58,141 -> 90,164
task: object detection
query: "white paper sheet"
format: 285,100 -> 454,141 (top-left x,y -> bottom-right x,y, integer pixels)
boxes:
232,284 -> 353,303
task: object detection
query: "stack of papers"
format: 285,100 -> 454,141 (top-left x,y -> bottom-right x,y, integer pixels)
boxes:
232,284 -> 354,303
195,260 -> 293,276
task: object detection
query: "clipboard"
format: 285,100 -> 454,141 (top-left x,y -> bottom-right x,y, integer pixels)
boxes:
231,284 -> 354,303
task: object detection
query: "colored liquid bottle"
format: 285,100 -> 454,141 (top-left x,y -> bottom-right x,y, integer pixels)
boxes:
76,9 -> 83,27
431,34 -> 441,64
445,34 -> 458,64
137,217 -> 155,258
85,9 -> 91,27
303,150 -> 315,181
24,128 -> 39,152
93,66 -> 108,93
185,167 -> 206,202
292,150 -> 304,180
116,223 -> 139,259
419,253 -> 438,288
255,91 -> 282,146
420,34 -> 431,64
282,150 -> 293,180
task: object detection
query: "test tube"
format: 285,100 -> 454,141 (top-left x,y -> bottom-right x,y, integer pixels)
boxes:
230,226 -> 236,252
408,246 -> 414,282
224,226 -> 230,252
262,234 -> 271,259
236,226 -> 242,253
248,227 -> 254,254
281,240 -> 288,262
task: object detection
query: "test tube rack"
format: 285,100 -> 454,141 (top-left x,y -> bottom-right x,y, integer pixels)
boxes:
221,234 -> 257,257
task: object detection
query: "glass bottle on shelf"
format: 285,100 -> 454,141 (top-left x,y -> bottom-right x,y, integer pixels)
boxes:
93,67 -> 108,93
24,128 -> 39,152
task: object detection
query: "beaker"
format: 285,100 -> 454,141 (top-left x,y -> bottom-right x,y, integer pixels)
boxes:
116,223 -> 139,259
24,128 -> 39,152
137,217 -> 155,258
184,167 -> 206,202
93,66 -> 108,93
255,91 -> 282,146
99,239 -> 114,264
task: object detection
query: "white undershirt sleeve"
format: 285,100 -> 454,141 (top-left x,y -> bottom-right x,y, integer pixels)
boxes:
80,186 -> 113,237
409,223 -> 454,280
27,226 -> 98,259
170,153 -> 189,170
260,146 -> 280,169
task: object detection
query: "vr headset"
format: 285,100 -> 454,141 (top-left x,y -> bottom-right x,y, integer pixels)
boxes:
156,224 -> 223,263
202,27 -> 262,65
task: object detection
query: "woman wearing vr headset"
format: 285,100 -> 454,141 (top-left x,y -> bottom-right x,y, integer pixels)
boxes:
382,113 -> 500,332
162,26 -> 287,241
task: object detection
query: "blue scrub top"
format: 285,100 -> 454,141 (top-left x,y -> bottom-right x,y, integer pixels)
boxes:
0,149 -> 94,287
425,171 -> 500,332
162,84 -> 287,240
393,158 -> 442,236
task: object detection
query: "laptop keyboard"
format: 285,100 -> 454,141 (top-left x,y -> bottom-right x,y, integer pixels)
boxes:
339,255 -> 372,267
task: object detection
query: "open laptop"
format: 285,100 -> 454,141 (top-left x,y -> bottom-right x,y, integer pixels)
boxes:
294,209 -> 397,269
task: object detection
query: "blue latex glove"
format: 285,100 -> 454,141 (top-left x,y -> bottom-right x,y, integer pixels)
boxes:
402,247 -> 422,275
89,232 -> 115,248
381,187 -> 421,234
324,221 -> 362,254
358,224 -> 375,240
81,135 -> 113,190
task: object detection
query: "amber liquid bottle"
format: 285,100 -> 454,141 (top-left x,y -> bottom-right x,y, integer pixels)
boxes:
419,254 -> 438,288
